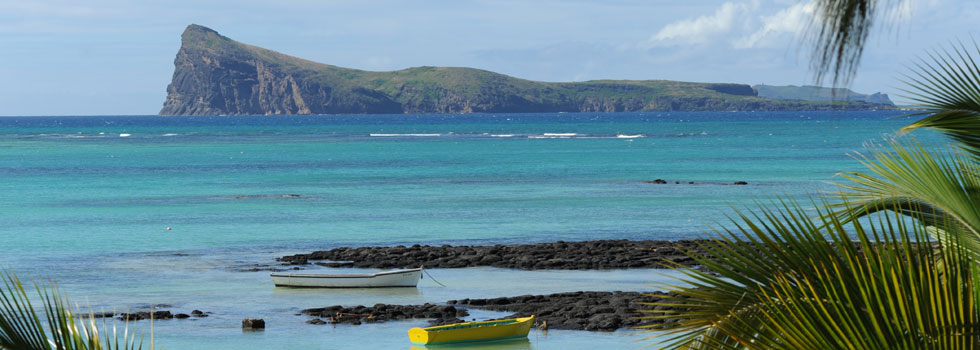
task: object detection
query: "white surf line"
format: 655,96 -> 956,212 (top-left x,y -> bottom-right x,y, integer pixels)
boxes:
369,133 -> 441,137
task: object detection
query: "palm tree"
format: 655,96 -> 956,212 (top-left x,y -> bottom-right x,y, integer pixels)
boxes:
0,272 -> 147,350
830,42 -> 980,244
640,200 -> 980,349
807,0 -> 980,266
643,2 -> 980,347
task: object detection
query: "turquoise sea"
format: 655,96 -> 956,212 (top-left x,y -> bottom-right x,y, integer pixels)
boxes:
0,111 -> 931,349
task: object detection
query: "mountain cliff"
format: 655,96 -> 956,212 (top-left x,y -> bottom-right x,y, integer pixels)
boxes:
753,84 -> 895,106
160,25 -> 888,116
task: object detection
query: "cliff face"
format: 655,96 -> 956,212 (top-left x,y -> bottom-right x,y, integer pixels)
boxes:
160,25 -> 889,116
162,26 -> 304,115
160,25 -> 401,115
753,84 -> 895,106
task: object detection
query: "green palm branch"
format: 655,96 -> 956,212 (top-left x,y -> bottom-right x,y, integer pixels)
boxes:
646,1 -> 980,348
829,139 -> 980,245
0,272 -> 147,350
808,0 -> 879,87
825,42 -> 980,248
641,200 -> 980,349
900,41 -> 980,158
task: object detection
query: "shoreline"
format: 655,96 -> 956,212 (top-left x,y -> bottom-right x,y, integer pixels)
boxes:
83,240 -> 714,334
300,290 -> 677,332
278,239 -> 709,270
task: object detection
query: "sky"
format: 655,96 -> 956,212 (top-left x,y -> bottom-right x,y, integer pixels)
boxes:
0,0 -> 976,116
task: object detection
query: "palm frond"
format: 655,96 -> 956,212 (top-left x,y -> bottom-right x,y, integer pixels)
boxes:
899,41 -> 980,158
828,138 -> 980,251
808,0 -> 879,87
640,199 -> 980,349
0,273 -> 49,349
0,272 -> 147,350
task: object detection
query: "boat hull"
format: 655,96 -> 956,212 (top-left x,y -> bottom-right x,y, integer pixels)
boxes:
270,268 -> 422,288
408,316 -> 535,345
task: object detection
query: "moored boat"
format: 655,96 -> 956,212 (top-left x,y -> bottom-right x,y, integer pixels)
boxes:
270,267 -> 422,288
408,315 -> 535,345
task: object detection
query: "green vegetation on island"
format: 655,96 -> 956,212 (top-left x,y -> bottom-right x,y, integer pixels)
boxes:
159,25 -> 889,116
754,84 -> 894,105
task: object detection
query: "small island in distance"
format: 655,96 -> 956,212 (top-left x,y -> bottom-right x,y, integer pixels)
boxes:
160,24 -> 893,116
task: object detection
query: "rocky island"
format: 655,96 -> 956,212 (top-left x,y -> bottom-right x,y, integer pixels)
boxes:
160,24 -> 891,116
277,240 -> 704,270
754,84 -> 894,105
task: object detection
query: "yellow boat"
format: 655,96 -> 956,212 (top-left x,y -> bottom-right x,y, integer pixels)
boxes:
408,315 -> 535,345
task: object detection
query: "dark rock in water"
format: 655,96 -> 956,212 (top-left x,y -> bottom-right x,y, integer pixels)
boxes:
291,257 -> 310,265
648,180 -> 741,185
82,312 -> 115,319
586,314 -> 621,331
302,303 -> 468,326
242,318 -> 265,330
449,291 -> 681,331
214,194 -> 307,200
297,291 -> 683,332
191,310 -> 209,317
279,239 -> 706,270
236,263 -> 293,272
110,308 -> 208,322
119,311 -> 173,321
428,318 -> 466,326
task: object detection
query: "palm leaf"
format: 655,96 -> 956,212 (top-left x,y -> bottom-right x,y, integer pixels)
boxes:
0,272 -> 147,350
640,199 -> 980,349
827,138 -> 980,258
0,274 -> 49,349
899,41 -> 980,158
808,0 -> 878,87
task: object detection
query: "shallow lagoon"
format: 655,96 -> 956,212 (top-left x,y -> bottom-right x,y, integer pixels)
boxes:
71,259 -> 685,349
0,111 -> 932,348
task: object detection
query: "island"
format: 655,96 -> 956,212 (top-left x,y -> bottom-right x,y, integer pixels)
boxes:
160,24 -> 891,116
754,84 -> 894,105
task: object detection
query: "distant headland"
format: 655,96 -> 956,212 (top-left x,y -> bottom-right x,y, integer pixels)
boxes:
159,24 -> 892,116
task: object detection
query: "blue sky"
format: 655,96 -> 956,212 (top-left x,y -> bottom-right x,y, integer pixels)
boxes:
0,0 -> 975,115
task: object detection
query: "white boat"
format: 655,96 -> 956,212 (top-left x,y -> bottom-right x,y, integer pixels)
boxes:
270,267 -> 423,288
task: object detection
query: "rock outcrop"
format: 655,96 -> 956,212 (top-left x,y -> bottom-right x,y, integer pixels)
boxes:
753,84 -> 895,106
449,291 -> 677,331
302,303 -> 469,326
277,239 -> 704,270
161,25 -> 402,115
299,292 -> 680,331
161,25 -> 891,116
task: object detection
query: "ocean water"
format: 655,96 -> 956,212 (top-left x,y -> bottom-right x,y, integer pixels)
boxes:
0,111 -> 931,349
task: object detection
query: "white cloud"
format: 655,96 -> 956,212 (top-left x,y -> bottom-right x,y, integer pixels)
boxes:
649,1 -> 758,46
647,0 -> 819,50
651,0 -> 947,52
734,1 -> 815,49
